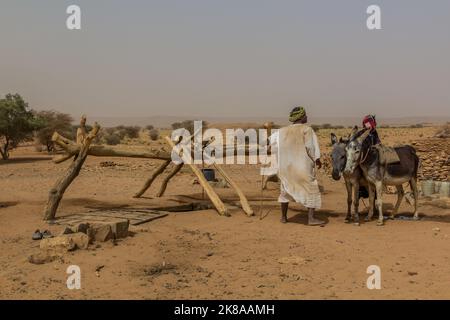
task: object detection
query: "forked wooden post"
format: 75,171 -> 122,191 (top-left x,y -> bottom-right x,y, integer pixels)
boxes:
43,117 -> 100,221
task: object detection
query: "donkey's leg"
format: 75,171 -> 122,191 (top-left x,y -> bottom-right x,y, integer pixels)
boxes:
375,181 -> 384,226
410,178 -> 419,220
366,184 -> 375,221
391,184 -> 404,219
345,181 -> 352,223
352,181 -> 360,226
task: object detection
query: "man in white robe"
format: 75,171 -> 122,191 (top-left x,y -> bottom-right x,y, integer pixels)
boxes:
269,106 -> 324,225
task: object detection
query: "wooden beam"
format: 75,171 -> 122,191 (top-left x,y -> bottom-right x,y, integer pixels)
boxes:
164,136 -> 228,216
52,132 -> 172,163
133,160 -> 171,198
213,164 -> 254,216
156,163 -> 183,197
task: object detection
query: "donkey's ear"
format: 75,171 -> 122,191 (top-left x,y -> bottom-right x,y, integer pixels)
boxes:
348,125 -> 358,139
331,133 -> 338,145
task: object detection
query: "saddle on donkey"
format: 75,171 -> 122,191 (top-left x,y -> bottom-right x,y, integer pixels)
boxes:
374,144 -> 401,165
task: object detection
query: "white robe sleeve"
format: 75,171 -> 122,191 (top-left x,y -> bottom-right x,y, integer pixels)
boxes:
305,127 -> 321,161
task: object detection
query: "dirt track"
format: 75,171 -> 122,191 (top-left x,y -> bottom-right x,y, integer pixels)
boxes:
1,129 -> 450,299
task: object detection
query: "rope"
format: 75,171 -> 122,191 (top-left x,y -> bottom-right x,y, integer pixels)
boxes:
360,146 -> 371,165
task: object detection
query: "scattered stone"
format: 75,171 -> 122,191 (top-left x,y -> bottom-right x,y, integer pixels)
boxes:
40,233 -> 89,253
129,226 -> 149,233
99,161 -> 120,167
87,223 -> 113,242
73,222 -> 90,234
209,179 -> 229,188
95,264 -> 105,277
60,227 -> 74,235
144,263 -> 177,277
69,232 -> 90,249
408,271 -> 418,276
95,265 -> 105,272
28,252 -> 58,265
203,232 -> 213,241
40,235 -> 76,253
277,256 -> 307,265
109,219 -> 129,239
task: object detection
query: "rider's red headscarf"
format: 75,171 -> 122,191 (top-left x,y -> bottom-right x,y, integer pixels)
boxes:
362,115 -> 377,129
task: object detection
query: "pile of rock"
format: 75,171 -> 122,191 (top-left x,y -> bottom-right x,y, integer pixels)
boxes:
413,138 -> 450,182
28,219 -> 129,264
434,123 -> 450,139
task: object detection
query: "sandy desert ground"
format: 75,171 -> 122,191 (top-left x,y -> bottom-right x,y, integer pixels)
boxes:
0,125 -> 449,300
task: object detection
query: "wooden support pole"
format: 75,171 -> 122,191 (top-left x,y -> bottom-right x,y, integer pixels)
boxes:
52,131 -> 270,164
213,164 -> 254,216
43,119 -> 100,221
52,132 -> 172,163
156,163 -> 183,197
133,160 -> 171,198
164,136 -> 228,216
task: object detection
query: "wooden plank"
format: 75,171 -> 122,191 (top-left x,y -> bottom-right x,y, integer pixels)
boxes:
164,136 -> 228,216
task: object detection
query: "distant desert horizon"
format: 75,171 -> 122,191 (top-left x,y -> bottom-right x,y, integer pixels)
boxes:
84,114 -> 450,128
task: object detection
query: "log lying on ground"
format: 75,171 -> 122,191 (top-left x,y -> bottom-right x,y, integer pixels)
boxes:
164,136 -> 228,216
43,120 -> 100,221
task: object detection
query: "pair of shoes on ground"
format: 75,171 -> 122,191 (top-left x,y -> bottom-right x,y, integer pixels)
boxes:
32,229 -> 53,240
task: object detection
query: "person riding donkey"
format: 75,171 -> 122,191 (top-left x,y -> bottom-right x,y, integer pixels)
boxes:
362,114 -> 381,145
358,114 -> 401,199
268,106 -> 324,226
358,114 -> 381,199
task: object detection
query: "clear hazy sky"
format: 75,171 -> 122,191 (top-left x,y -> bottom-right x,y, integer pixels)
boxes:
0,0 -> 449,119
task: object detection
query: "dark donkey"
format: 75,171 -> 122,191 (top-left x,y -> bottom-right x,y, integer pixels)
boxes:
344,129 -> 420,226
330,133 -> 374,225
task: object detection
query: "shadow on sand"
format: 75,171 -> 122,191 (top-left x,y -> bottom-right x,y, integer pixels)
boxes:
0,157 -> 52,165
0,201 -> 19,209
285,209 -> 337,226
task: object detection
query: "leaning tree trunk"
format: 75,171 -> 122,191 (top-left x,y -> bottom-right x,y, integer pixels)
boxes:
43,118 -> 100,221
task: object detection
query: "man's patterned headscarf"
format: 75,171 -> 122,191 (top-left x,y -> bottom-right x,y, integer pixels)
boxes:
289,106 -> 306,123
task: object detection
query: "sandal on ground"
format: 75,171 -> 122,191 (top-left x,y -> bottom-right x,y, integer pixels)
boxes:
32,230 -> 43,240
42,230 -> 53,239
